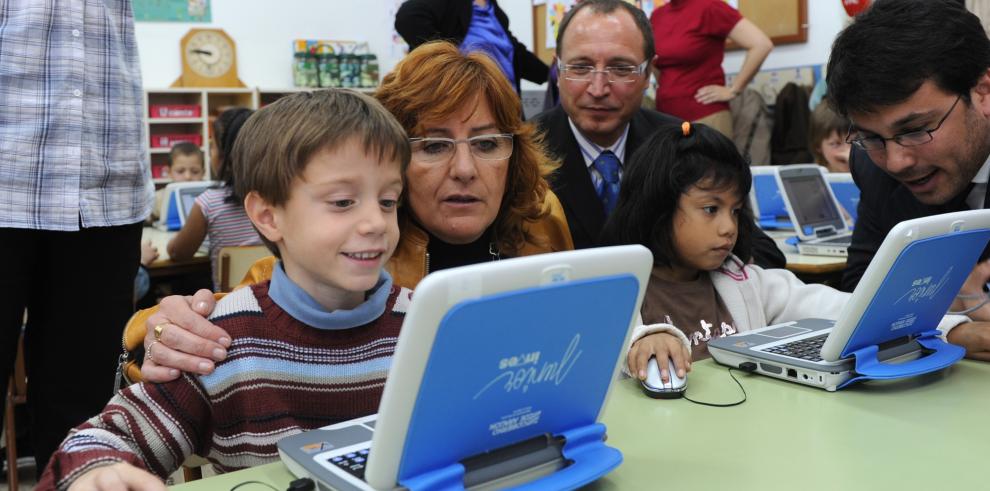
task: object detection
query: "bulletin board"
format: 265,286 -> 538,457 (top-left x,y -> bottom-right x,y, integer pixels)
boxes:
532,0 -> 807,63
729,0 -> 808,49
533,3 -> 553,65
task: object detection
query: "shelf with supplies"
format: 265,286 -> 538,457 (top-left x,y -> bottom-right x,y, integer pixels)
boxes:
145,87 -> 380,180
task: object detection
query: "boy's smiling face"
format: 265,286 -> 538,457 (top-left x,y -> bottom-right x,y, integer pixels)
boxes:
250,138 -> 403,311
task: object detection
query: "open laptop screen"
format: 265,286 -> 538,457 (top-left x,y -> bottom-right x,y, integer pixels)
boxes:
177,186 -> 206,221
780,171 -> 845,235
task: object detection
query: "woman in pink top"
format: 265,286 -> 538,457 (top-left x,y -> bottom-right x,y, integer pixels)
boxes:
650,0 -> 772,138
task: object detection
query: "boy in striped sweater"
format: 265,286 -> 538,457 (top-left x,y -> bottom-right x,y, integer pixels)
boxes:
39,89 -> 412,490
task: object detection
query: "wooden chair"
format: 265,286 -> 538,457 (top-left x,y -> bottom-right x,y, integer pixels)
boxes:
217,245 -> 271,293
5,330 -> 27,490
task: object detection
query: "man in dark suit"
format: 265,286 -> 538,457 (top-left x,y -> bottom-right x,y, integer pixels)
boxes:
531,0 -> 785,269
828,0 -> 990,359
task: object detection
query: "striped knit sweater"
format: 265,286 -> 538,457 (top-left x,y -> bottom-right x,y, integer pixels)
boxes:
39,280 -> 411,490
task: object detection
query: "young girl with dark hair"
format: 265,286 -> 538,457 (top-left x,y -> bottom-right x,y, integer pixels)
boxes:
601,122 -> 849,384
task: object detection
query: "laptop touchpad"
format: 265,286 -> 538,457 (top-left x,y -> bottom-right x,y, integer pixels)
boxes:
319,425 -> 375,447
758,326 -> 811,339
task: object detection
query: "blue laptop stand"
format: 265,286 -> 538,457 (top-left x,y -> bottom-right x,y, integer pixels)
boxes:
833,230 -> 989,389
396,275 -> 639,490
829,181 -> 860,223
164,195 -> 182,231
753,174 -> 793,229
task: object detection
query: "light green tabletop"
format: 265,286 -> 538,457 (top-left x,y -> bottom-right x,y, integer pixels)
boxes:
173,359 -> 990,491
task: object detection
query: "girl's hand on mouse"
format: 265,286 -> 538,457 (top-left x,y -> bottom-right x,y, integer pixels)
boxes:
628,333 -> 691,383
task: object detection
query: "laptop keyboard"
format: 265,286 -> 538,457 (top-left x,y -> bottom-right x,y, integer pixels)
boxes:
763,334 -> 828,362
328,448 -> 370,479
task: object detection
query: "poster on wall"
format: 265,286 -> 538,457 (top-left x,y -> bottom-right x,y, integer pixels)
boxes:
134,0 -> 211,22
545,0 -> 574,49
389,0 -> 409,59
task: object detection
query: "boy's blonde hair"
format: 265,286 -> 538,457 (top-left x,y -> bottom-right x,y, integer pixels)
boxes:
231,89 -> 411,257
808,99 -> 851,167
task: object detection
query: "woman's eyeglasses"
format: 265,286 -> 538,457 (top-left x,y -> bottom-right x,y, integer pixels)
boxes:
409,134 -> 513,163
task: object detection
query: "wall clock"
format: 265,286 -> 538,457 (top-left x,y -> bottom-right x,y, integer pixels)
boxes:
172,28 -> 245,87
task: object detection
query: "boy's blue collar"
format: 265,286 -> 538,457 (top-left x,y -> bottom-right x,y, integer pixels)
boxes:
268,261 -> 393,330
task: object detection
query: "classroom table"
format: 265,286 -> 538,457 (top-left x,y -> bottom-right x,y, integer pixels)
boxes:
767,229 -> 846,285
142,226 -> 209,278
171,359 -> 990,490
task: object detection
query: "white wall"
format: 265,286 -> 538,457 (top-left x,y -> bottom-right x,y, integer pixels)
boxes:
134,1 -> 846,90
136,0 -> 410,88
723,0 -> 849,74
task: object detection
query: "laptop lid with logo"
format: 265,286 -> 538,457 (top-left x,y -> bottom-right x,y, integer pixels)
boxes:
364,246 -> 652,489
821,210 -> 990,361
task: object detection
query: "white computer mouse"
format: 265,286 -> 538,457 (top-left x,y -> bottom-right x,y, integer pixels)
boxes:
641,356 -> 687,399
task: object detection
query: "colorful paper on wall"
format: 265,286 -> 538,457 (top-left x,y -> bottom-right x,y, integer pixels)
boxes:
134,0 -> 211,22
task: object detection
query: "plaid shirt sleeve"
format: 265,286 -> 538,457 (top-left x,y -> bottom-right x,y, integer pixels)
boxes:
0,0 -> 152,231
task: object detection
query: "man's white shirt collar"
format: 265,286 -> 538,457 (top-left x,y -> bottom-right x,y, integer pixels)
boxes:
567,118 -> 630,168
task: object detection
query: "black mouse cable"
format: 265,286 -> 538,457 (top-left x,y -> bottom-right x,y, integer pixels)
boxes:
681,362 -> 755,407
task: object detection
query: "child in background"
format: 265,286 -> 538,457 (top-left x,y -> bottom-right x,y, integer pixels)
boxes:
39,89 -> 411,490
808,99 -> 851,173
149,142 -> 205,223
167,108 -> 263,291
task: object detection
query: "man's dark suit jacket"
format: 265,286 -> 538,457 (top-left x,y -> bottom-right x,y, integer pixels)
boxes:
532,105 -> 786,269
841,147 -> 989,292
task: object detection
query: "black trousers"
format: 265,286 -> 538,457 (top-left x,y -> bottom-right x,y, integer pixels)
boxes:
0,222 -> 142,474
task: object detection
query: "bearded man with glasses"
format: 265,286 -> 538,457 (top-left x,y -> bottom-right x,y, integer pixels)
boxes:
531,0 -> 786,271
828,0 -> 990,360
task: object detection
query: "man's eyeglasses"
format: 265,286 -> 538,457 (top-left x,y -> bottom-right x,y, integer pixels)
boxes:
557,59 -> 649,84
409,134 -> 513,163
846,95 -> 962,152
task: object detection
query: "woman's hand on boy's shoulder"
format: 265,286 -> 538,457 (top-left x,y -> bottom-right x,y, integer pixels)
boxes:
68,462 -> 165,491
142,289 -> 229,383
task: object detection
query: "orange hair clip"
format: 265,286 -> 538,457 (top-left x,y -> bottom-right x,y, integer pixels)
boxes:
681,121 -> 691,136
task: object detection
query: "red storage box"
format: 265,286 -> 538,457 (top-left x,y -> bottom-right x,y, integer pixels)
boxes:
150,133 -> 203,148
149,104 -> 201,118
151,163 -> 168,178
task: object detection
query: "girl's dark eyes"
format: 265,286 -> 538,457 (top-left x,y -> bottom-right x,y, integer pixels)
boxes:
702,205 -> 718,214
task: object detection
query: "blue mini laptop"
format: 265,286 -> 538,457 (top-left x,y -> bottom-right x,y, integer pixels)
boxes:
278,246 -> 653,490
750,166 -> 793,230
710,210 -> 990,391
826,172 -> 860,224
156,181 -> 214,231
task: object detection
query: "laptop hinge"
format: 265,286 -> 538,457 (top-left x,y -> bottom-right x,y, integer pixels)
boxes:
813,226 -> 838,238
398,423 -> 621,491
836,329 -> 965,389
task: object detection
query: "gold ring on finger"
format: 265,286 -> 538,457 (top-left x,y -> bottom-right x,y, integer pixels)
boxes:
154,323 -> 167,342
